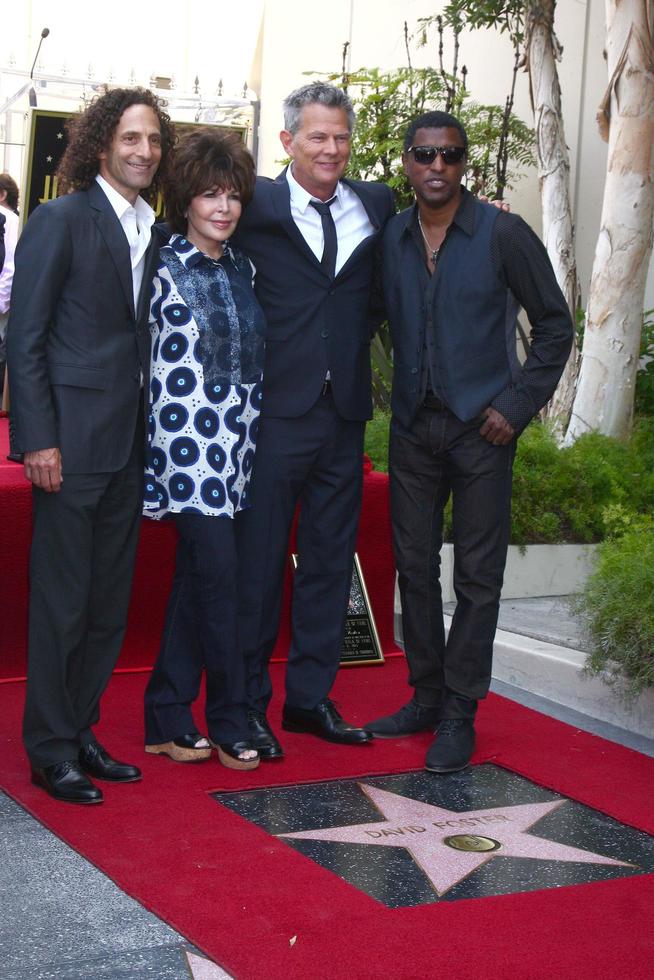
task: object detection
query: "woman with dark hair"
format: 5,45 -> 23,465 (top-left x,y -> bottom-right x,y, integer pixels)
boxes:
143,129 -> 265,770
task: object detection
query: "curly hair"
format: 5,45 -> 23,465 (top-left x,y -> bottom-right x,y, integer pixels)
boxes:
164,128 -> 256,235
56,87 -> 176,195
0,173 -> 19,214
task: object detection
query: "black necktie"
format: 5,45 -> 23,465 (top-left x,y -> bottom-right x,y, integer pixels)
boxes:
310,197 -> 337,278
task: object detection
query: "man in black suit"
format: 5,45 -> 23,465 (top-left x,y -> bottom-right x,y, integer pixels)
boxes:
234,83 -> 395,756
365,111 -> 573,771
7,88 -> 175,804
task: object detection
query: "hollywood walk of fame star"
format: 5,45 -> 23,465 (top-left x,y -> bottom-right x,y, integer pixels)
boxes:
279,784 -> 632,896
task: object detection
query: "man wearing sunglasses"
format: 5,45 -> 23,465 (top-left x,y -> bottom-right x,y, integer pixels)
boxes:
365,111 -> 573,772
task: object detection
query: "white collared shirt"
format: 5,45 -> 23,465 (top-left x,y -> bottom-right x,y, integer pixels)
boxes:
286,166 -> 375,274
95,174 -> 155,310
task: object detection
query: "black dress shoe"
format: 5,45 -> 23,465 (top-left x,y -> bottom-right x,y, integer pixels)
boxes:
79,741 -> 142,782
365,697 -> 441,738
31,761 -> 103,804
282,699 -> 373,745
247,710 -> 284,760
425,719 -> 476,773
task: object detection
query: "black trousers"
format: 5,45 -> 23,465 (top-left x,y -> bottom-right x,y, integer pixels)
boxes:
144,512 -> 250,745
23,429 -> 143,768
237,393 -> 365,712
389,407 -> 515,717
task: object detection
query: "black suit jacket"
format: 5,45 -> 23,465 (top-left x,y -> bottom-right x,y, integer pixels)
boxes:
0,211 -> 5,274
7,182 -> 158,472
234,173 -> 395,422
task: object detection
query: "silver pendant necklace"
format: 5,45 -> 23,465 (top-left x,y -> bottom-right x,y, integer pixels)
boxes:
418,214 -> 440,265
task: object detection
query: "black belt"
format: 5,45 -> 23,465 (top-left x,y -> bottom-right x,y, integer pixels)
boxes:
422,391 -> 447,411
321,380 -> 332,396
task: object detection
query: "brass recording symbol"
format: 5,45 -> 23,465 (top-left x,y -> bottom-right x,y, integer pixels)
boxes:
443,834 -> 502,853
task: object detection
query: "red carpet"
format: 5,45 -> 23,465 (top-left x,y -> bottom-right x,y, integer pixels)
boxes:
0,661 -> 652,979
0,418 -> 400,680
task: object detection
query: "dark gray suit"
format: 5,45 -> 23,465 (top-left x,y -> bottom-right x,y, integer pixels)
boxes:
7,181 -> 158,767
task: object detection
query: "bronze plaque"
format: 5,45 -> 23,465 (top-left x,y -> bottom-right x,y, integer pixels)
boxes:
291,552 -> 384,666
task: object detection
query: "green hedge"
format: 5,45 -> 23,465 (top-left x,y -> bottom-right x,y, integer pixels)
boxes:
509,420 -> 654,544
576,523 -> 654,697
364,414 -> 654,546
364,410 -> 392,473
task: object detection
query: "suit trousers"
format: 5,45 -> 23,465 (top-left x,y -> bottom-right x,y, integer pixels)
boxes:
144,512 -> 250,745
23,419 -> 144,768
237,392 -> 365,712
389,407 -> 515,716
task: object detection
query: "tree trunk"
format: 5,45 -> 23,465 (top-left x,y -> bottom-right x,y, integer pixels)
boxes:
524,0 -> 581,428
565,0 -> 654,443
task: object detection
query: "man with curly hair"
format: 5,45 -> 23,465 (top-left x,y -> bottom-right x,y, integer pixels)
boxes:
7,87 -> 175,804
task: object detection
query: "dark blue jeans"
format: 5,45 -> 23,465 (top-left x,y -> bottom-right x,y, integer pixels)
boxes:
389,407 -> 516,717
144,512 -> 249,744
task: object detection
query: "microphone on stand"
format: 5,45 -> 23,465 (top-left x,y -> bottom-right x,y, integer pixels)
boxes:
28,28 -> 50,107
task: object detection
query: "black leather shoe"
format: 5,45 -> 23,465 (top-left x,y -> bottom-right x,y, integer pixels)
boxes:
365,697 -> 441,738
31,761 -> 103,804
79,741 -> 142,782
282,699 -> 373,745
425,719 -> 476,773
247,710 -> 284,760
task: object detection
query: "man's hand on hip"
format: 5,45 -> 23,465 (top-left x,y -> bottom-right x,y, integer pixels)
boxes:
479,408 -> 515,446
24,448 -> 63,492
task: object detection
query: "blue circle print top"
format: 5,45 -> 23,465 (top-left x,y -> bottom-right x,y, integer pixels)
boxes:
144,234 -> 266,520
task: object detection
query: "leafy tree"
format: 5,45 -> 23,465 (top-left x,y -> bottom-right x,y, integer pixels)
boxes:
319,19 -> 534,207
566,0 -> 654,442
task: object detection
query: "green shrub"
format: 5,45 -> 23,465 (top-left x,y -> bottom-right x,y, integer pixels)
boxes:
635,309 -> 654,416
364,410 -> 391,472
576,527 -> 654,697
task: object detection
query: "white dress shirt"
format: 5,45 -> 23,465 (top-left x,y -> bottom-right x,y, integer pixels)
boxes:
95,174 -> 155,310
286,166 -> 375,274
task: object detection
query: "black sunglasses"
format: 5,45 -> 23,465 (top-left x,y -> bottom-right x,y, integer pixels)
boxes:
407,145 -> 466,166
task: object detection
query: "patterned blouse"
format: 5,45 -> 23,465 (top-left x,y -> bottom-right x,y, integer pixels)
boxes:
144,234 -> 266,520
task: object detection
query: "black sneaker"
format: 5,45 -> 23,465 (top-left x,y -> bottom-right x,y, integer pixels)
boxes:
425,719 -> 475,773
364,698 -> 441,738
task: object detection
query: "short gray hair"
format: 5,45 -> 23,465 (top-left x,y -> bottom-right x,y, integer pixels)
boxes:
283,82 -> 355,136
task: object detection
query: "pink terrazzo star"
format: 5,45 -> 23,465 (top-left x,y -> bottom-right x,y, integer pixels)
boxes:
185,950 -> 232,979
279,784 -> 631,896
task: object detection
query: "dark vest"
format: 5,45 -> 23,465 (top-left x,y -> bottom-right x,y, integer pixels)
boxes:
384,199 -> 520,427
